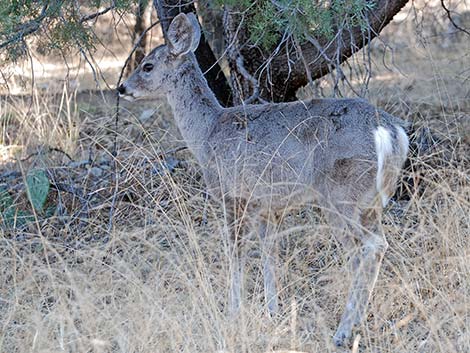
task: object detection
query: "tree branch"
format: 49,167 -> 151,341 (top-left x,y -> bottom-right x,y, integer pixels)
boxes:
440,0 -> 470,36
232,0 -> 410,102
1,1 -> 119,51
80,3 -> 117,23
0,3 -> 49,50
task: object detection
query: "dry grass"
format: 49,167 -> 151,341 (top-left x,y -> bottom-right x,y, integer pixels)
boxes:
1,2 -> 469,353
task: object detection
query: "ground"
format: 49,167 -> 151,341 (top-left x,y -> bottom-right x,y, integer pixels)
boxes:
0,1 -> 469,352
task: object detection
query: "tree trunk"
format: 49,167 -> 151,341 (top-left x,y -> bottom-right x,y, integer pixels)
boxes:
227,0 -> 410,102
126,0 -> 149,76
153,0 -> 232,106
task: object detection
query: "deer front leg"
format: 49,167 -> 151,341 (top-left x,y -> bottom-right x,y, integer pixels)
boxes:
259,216 -> 279,315
333,232 -> 388,346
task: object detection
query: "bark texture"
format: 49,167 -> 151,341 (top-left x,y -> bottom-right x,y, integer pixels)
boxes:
126,0 -> 149,75
226,0 -> 410,102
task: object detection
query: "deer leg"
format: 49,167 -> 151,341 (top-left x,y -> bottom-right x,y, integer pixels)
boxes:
229,250 -> 242,315
259,216 -> 279,315
227,198 -> 248,315
333,212 -> 388,347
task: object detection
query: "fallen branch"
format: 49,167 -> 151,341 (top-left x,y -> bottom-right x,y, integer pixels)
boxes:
440,0 -> 470,36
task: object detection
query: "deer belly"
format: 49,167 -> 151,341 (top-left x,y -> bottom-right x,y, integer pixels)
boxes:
216,155 -> 316,205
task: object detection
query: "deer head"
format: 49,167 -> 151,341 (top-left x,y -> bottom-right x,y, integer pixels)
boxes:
117,13 -> 201,101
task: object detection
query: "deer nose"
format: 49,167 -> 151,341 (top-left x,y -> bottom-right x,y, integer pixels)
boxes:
117,84 -> 126,95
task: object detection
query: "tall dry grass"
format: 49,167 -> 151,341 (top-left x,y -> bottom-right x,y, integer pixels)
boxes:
1,1 -> 469,352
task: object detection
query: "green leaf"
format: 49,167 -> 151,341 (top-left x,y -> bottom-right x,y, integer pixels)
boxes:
0,187 -> 13,212
45,205 -> 56,218
1,208 -> 34,228
26,169 -> 50,213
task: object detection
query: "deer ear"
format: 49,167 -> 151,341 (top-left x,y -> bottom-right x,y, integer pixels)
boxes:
167,13 -> 201,56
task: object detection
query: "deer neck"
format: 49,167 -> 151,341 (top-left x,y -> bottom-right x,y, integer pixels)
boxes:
165,54 -> 223,156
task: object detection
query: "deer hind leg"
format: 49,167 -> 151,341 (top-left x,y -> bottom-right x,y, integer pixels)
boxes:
333,123 -> 407,345
333,208 -> 388,347
259,214 -> 280,315
226,198 -> 247,315
229,246 -> 242,315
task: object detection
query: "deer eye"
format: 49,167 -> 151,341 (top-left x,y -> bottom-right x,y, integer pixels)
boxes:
142,63 -> 154,72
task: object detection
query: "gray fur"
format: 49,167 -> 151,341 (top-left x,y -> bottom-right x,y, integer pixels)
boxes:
119,13 -> 409,347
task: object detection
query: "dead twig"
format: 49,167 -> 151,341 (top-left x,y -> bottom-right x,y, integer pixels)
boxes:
440,0 -> 470,36
80,2 -> 117,23
109,19 -> 161,231
20,147 -> 73,163
223,6 -> 261,105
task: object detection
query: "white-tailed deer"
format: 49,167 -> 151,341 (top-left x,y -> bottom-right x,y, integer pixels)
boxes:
118,13 -> 409,347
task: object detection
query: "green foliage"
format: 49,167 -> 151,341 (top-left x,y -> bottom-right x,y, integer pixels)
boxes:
213,0 -> 251,7
1,207 -> 35,228
1,169 -> 52,229
0,187 -> 13,211
0,0 -> 133,62
0,187 -> 34,228
47,20 -> 95,53
219,0 -> 376,50
26,169 -> 50,213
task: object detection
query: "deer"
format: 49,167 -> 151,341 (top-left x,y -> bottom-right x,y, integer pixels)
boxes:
118,13 -> 409,347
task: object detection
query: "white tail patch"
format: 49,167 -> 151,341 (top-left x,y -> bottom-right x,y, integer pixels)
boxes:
374,126 -> 394,207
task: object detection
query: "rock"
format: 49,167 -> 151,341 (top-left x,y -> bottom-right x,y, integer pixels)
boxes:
152,156 -> 180,175
89,167 -> 103,178
139,109 -> 156,122
68,160 -> 89,168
